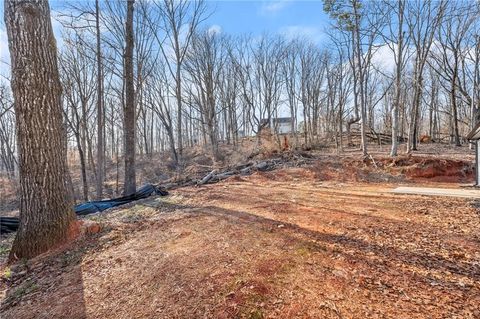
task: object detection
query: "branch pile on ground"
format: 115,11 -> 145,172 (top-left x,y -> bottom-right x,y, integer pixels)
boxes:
160,152 -> 315,190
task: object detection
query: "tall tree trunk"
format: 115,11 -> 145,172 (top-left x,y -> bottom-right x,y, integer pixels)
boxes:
452,53 -> 461,147
390,0 -> 404,157
75,132 -> 89,202
167,127 -> 178,163
5,0 -> 76,260
175,68 -> 183,157
95,0 -> 104,199
408,60 -> 421,153
353,0 -> 367,156
123,0 -> 136,195
86,129 -> 97,178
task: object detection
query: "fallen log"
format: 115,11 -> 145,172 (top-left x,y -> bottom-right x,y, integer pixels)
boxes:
197,170 -> 217,185
209,171 -> 236,183
255,161 -> 269,171
193,160 -> 279,186
233,162 -> 254,171
240,166 -> 252,175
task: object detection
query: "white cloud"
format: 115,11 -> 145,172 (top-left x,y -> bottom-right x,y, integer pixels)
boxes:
371,44 -> 396,74
260,0 -> 291,14
279,25 -> 324,44
208,24 -> 222,36
0,28 -> 10,79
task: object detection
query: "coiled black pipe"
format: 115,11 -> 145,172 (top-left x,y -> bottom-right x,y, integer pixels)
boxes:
0,184 -> 168,234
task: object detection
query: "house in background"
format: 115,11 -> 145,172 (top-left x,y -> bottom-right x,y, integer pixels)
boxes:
259,117 -> 293,134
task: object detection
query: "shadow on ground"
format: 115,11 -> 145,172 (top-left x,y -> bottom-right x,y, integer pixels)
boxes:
0,230 -> 109,319
0,196 -> 478,318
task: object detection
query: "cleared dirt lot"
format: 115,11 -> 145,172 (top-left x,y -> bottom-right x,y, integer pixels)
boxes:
1,166 -> 480,319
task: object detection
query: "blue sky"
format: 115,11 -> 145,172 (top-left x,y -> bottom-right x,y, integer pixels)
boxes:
207,0 -> 329,42
0,1 -> 331,77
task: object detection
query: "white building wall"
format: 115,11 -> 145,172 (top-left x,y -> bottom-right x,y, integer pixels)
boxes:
277,123 -> 291,134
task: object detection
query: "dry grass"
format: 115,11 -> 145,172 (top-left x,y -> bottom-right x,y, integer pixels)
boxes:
1,161 -> 479,318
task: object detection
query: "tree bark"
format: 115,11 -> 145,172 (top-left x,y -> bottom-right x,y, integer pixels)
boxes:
390,0 -> 404,157
5,0 -> 76,260
176,66 -> 183,157
123,0 -> 136,195
352,0 -> 368,156
451,52 -> 461,147
95,0 -> 104,199
74,131 -> 89,201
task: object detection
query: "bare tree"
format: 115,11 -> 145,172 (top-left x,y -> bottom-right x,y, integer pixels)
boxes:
0,82 -> 16,177
95,0 -> 105,199
145,58 -> 179,163
406,0 -> 446,152
299,43 -> 328,146
282,40 -> 300,146
324,0 -> 386,155
5,0 -> 76,259
149,0 -> 207,159
381,0 -> 406,156
59,31 -> 97,201
124,0 -> 136,195
430,1 -> 479,146
184,30 -> 225,160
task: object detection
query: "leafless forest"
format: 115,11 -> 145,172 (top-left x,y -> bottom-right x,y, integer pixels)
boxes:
1,0 -> 480,195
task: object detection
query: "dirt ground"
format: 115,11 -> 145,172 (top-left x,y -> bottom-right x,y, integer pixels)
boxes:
1,163 -> 479,318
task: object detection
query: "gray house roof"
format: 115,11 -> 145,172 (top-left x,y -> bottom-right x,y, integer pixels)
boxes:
260,117 -> 292,126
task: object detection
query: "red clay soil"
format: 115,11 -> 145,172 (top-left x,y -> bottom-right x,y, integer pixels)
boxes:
381,156 -> 474,182
303,154 -> 474,184
1,165 -> 479,319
